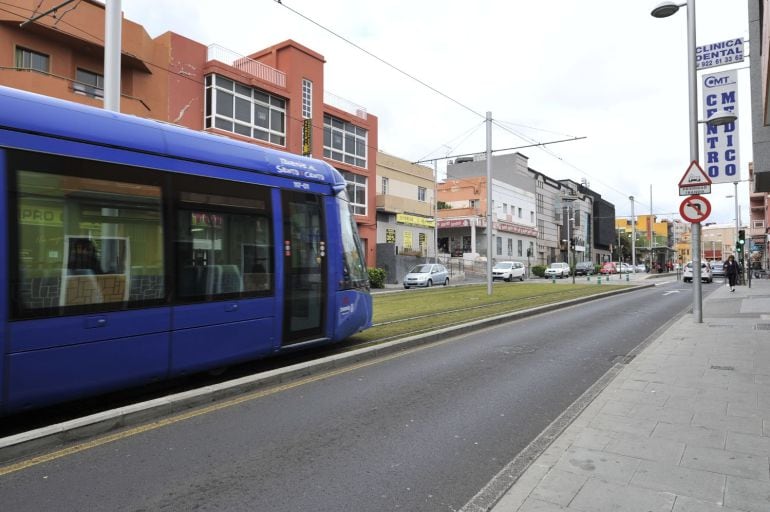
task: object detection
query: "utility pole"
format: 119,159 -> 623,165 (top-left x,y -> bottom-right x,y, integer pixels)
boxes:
486,112 -> 493,296
104,0 -> 122,112
630,196 -> 636,272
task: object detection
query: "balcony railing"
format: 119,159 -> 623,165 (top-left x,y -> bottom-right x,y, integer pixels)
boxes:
324,91 -> 367,120
207,45 -> 286,88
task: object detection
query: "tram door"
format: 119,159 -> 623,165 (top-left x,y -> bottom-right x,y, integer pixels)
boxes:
282,191 -> 326,345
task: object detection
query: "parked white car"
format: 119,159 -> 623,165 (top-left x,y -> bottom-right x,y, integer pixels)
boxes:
403,263 -> 449,288
492,261 -> 526,282
683,261 -> 713,283
544,262 -> 570,279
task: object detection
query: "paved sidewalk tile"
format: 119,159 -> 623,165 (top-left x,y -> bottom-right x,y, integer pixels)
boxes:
651,421 -> 726,449
603,434 -> 685,464
568,478 -> 675,512
630,460 -> 726,502
672,495 -> 743,512
553,446 -> 640,484
690,411 -> 764,436
517,498 -> 565,512
681,445 -> 770,481
727,430 -> 770,457
724,475 -> 770,511
529,468 -> 587,507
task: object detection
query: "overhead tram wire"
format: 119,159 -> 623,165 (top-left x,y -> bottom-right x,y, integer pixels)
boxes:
274,0 -> 486,121
413,136 -> 587,166
414,121 -> 486,164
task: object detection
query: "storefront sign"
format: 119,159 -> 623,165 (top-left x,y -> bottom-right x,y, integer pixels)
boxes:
477,218 -> 537,237
396,213 -> 435,228
437,219 -> 470,228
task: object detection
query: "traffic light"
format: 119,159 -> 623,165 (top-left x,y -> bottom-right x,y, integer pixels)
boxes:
736,230 -> 745,255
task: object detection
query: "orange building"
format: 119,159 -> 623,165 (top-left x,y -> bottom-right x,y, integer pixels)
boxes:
0,0 -> 379,266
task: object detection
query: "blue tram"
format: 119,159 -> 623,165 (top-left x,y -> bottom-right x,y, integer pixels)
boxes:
0,86 -> 372,415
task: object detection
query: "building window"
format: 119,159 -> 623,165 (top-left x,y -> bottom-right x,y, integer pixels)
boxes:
507,239 -> 513,256
74,68 -> 104,99
518,240 -> 523,257
204,74 -> 286,146
381,177 -> 389,195
342,171 -> 367,216
496,236 -> 502,256
503,203 -> 508,214
15,47 -> 49,73
518,207 -> 523,218
323,114 -> 367,168
538,219 -> 545,240
536,193 -> 544,214
418,186 -> 426,202
302,79 -> 312,119
530,211 -> 535,223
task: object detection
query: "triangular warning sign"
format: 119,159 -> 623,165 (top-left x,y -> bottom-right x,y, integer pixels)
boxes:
678,161 -> 712,187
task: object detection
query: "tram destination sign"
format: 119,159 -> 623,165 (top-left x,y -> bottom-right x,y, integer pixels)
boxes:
696,38 -> 743,70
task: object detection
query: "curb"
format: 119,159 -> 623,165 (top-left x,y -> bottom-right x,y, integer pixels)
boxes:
0,283 -> 655,464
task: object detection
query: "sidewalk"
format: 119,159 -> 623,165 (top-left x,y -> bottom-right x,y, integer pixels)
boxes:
485,278 -> 770,512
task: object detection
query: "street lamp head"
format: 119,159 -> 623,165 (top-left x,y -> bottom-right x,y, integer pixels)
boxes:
705,109 -> 737,127
651,1 -> 683,18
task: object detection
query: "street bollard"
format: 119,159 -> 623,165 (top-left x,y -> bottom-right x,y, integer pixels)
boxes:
598,276 -> 602,285
626,273 -> 630,282
587,275 -> 591,282
552,276 -> 556,284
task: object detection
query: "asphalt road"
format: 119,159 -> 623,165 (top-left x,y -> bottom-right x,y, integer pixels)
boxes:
0,277 -> 708,511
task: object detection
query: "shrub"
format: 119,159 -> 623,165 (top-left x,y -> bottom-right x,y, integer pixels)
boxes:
368,267 -> 386,288
531,264 -> 547,278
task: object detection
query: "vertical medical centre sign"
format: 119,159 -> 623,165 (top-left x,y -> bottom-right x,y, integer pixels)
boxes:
701,68 -> 740,184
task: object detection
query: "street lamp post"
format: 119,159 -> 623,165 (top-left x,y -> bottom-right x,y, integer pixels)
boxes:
652,0 -> 702,322
563,196 -> 577,283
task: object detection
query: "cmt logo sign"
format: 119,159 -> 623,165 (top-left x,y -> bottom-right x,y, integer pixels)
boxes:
704,75 -> 737,88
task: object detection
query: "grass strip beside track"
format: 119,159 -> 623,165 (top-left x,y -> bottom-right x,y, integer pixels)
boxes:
350,283 -> 627,344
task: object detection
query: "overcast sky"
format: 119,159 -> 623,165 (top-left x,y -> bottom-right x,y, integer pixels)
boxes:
121,0 -> 751,226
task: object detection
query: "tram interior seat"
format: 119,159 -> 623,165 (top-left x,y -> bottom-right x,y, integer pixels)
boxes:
179,265 -> 244,296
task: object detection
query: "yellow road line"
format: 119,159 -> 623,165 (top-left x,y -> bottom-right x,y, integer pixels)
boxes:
0,344 -> 431,477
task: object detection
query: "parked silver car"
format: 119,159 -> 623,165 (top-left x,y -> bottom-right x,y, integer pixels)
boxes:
403,263 -> 449,288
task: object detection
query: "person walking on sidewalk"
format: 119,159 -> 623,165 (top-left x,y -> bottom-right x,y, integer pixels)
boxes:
724,254 -> 739,292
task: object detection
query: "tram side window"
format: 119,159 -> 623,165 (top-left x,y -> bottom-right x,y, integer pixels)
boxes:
336,190 -> 368,290
174,177 -> 272,301
12,165 -> 164,318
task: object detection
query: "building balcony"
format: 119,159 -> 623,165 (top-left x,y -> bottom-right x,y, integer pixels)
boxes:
207,45 -> 286,88
376,195 -> 431,217
324,91 -> 368,120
